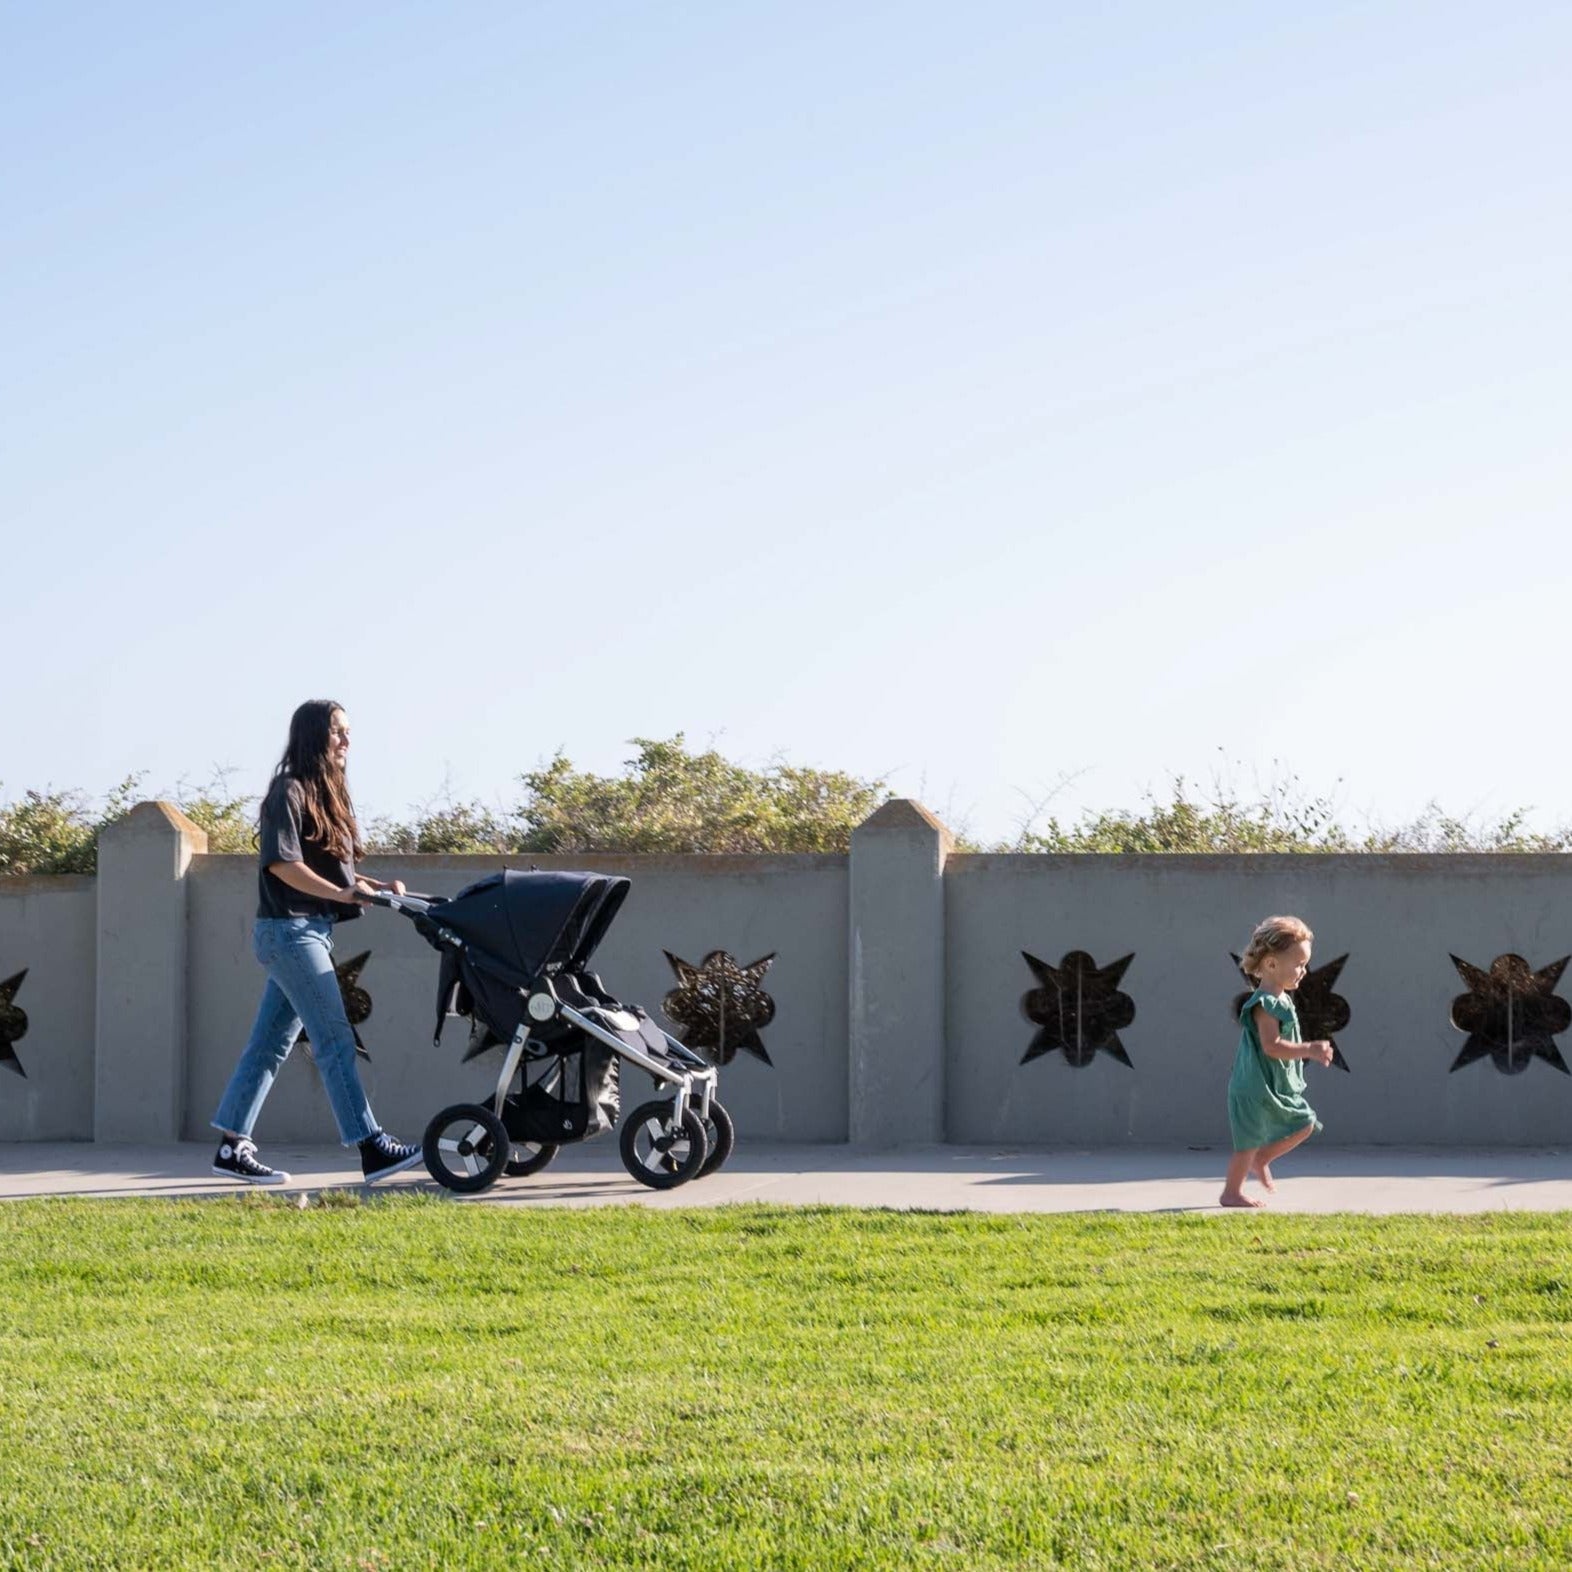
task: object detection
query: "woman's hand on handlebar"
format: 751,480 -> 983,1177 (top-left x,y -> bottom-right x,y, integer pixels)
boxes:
357,876 -> 407,897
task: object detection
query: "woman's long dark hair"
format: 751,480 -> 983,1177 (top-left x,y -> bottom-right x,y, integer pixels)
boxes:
260,699 -> 363,860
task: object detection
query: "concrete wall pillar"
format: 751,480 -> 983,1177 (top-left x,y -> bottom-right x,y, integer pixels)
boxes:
848,799 -> 951,1145
95,802 -> 207,1141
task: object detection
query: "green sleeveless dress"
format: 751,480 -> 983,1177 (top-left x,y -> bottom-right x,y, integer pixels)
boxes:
1227,987 -> 1322,1151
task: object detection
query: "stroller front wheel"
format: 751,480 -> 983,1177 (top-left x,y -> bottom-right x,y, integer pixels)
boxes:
619,1101 -> 709,1190
698,1098 -> 736,1178
423,1103 -> 510,1194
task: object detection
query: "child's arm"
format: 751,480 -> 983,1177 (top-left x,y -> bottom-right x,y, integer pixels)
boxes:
1254,1007 -> 1334,1066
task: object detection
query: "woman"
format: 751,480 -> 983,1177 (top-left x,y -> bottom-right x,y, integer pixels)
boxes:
210,699 -> 424,1185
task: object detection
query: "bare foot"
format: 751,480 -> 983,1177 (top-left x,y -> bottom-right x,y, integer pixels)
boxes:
1251,1161 -> 1278,1193
1219,1189 -> 1264,1209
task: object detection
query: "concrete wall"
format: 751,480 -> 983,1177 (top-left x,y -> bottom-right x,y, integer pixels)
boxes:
0,876 -> 97,1140
947,853 -> 1572,1147
96,802 -> 206,1141
849,801 -> 949,1144
7,801 -> 1572,1148
185,852 -> 849,1144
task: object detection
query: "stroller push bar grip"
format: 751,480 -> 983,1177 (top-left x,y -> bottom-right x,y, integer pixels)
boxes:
362,890 -> 444,913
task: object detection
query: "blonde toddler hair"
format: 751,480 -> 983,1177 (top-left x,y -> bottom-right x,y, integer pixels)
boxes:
1239,915 -> 1314,981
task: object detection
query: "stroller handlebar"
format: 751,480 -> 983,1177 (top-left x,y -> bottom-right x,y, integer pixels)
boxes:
363,889 -> 445,915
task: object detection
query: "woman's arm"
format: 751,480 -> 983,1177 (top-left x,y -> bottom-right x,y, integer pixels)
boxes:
267,860 -> 371,904
267,862 -> 407,901
1254,1007 -> 1333,1066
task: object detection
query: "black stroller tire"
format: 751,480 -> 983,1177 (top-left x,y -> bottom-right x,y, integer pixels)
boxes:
504,1141 -> 559,1178
619,1101 -> 709,1190
423,1103 -> 510,1194
698,1098 -> 736,1178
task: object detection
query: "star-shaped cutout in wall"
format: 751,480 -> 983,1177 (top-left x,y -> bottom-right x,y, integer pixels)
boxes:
1449,953 -> 1571,1076
1020,950 -> 1135,1068
1231,953 -> 1353,1072
0,969 -> 30,1079
661,950 -> 776,1067
299,950 -> 373,1061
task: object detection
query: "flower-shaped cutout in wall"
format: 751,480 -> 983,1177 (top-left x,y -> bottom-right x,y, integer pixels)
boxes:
1449,953 -> 1572,1076
1020,951 -> 1135,1068
300,950 -> 374,1062
661,950 -> 776,1067
0,969 -> 30,1079
1231,953 -> 1353,1072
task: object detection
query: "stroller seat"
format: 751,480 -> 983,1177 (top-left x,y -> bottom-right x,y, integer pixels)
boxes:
550,971 -> 649,1040
581,1003 -> 641,1033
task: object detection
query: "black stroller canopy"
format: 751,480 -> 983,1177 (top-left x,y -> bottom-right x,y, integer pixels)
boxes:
433,870 -> 630,979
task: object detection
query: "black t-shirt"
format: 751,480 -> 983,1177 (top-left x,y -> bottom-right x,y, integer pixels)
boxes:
256,777 -> 361,921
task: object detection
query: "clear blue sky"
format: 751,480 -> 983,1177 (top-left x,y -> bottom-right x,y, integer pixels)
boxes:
6,2 -> 1570,842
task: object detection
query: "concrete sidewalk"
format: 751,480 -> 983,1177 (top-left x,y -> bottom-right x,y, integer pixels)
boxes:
2,1141 -> 1571,1213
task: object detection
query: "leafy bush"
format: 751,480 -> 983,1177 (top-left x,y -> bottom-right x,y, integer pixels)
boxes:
1017,775 -> 1572,854
511,736 -> 890,855
364,798 -> 515,855
0,778 -> 141,875
5,744 -> 1568,870
174,774 -> 259,855
363,737 -> 891,856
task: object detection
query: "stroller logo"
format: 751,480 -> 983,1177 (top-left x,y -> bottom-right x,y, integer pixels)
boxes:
1231,952 -> 1353,1072
1449,952 -> 1572,1076
0,969 -> 29,1079
661,950 -> 776,1067
1020,951 -> 1135,1069
299,950 -> 374,1062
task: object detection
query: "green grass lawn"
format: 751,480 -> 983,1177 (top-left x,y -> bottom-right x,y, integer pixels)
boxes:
0,1199 -> 1569,1570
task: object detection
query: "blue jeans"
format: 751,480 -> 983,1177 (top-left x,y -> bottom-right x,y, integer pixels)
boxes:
212,917 -> 379,1147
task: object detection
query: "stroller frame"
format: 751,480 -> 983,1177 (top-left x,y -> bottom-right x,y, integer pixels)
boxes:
485,976 -> 718,1134
367,876 -> 730,1190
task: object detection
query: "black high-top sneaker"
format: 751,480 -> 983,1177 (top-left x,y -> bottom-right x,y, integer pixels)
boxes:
359,1131 -> 424,1184
212,1137 -> 291,1185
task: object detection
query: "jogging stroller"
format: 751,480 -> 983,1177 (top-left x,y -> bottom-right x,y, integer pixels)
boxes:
365,871 -> 733,1193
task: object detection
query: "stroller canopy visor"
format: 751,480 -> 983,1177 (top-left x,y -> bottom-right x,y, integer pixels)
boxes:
432,869 -> 629,979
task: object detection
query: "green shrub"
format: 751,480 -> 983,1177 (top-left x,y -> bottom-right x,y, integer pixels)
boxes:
0,777 -> 140,875
5,745 -> 1567,869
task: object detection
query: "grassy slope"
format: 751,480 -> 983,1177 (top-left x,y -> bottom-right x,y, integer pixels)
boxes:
0,1200 -> 1569,1570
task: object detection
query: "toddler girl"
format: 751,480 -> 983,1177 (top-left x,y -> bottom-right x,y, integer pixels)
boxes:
1221,914 -> 1333,1208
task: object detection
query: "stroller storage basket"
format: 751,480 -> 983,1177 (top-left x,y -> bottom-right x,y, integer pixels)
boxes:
506,1030 -> 621,1143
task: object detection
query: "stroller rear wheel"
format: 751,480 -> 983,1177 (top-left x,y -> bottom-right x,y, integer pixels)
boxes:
698,1098 -> 736,1178
423,1103 -> 510,1193
619,1100 -> 708,1190
504,1141 -> 559,1178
